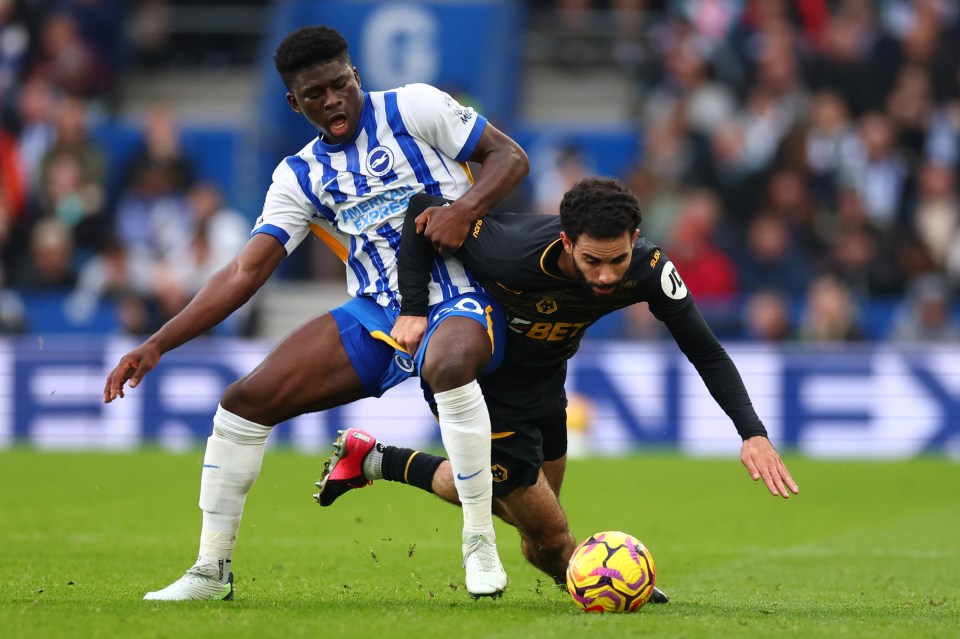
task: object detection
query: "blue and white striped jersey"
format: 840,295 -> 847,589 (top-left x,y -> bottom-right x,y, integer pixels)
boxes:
252,83 -> 487,310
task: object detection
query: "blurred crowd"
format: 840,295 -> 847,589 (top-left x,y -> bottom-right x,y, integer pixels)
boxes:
525,0 -> 960,343
0,1 -> 258,335
1,0 -> 959,344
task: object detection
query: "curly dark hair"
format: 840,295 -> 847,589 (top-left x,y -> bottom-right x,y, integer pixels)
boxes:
559,177 -> 642,242
274,25 -> 351,90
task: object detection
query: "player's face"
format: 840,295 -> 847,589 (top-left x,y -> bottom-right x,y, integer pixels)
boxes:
563,230 -> 639,298
286,61 -> 364,144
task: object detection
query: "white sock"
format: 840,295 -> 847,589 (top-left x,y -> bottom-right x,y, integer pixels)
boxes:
434,382 -> 494,541
362,444 -> 384,480
196,405 -> 271,580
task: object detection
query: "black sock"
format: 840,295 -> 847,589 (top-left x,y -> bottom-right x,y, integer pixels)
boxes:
379,444 -> 444,494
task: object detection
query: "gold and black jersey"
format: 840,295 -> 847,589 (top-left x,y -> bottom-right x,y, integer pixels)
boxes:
397,193 -> 766,439
455,213 -> 692,364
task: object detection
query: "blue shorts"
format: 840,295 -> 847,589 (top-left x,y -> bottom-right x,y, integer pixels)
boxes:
330,293 -> 505,398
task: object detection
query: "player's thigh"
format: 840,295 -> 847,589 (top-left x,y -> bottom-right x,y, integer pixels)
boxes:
417,293 -> 505,393
420,316 -> 491,390
222,313 -> 367,424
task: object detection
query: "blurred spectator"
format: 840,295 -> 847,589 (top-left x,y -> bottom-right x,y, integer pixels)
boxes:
36,97 -> 106,251
153,182 -> 248,321
665,188 -> 738,300
39,151 -> 105,250
66,234 -> 156,335
818,188 -> 903,296
114,159 -> 191,273
738,74 -> 806,175
25,11 -> 114,104
742,288 -> 794,342
925,99 -> 960,170
763,167 -> 824,257
624,165 -> 683,246
908,160 -> 959,270
641,103 -> 714,190
737,212 -> 811,296
0,0 -> 30,107
643,21 -> 737,137
885,63 -> 934,156
126,0 -> 172,70
798,274 -> 865,342
802,5 -> 892,117
704,118 -> 762,221
889,272 -> 960,343
805,90 -> 860,202
39,97 -> 106,198
61,0 -> 125,79
12,217 -> 77,289
532,143 -> 593,215
122,102 -> 195,194
14,76 -> 58,197
841,112 -> 913,231
0,124 -> 25,223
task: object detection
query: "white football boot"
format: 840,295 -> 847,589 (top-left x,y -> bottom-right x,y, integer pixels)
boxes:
462,532 -> 507,599
143,560 -> 233,601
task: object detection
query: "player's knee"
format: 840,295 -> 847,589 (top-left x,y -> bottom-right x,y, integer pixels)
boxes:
420,346 -> 487,392
221,377 -> 281,423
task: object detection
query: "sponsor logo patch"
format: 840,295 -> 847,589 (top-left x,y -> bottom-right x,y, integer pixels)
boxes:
366,146 -> 395,177
536,297 -> 558,315
393,353 -> 415,373
660,260 -> 688,300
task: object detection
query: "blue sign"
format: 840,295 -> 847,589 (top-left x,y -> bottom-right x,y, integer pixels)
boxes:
3,336 -> 959,460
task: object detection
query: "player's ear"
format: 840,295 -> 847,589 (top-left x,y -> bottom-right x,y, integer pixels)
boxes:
286,92 -> 302,114
560,231 -> 574,253
352,66 -> 361,88
631,229 -> 640,243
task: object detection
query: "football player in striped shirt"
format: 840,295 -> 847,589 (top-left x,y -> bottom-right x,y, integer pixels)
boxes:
103,25 -> 528,601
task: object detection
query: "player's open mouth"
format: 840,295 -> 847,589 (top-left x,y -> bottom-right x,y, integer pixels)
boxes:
329,114 -> 349,137
594,286 -> 615,296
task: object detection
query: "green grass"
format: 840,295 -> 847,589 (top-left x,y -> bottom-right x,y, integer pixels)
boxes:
1,449 -> 957,638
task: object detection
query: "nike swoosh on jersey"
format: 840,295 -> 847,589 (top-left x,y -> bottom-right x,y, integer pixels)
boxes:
456,469 -> 484,480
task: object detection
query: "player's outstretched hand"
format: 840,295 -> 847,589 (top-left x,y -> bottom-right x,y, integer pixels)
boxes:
103,342 -> 162,403
416,201 -> 474,254
740,436 -> 799,499
391,315 -> 427,357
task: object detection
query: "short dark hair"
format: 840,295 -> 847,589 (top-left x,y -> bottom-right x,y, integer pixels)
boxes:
274,25 -> 351,90
559,177 -> 642,242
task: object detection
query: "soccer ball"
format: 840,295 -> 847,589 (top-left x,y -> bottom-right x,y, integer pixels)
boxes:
565,531 -> 656,613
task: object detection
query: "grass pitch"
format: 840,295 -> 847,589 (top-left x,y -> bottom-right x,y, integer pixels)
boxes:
1,448 -> 957,639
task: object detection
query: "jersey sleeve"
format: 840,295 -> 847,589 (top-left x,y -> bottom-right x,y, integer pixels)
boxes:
251,160 -> 316,255
396,83 -> 488,162
639,249 -> 768,440
398,193 -> 445,316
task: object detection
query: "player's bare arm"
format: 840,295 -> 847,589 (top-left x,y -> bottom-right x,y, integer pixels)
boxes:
741,435 -> 799,499
103,234 -> 286,403
417,124 -> 528,253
